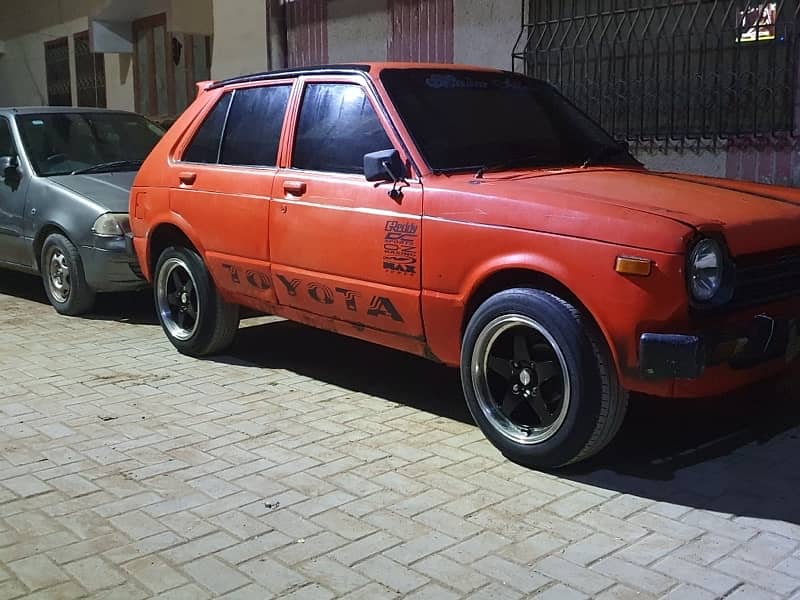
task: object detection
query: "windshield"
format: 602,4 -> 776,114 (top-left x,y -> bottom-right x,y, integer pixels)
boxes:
15,112 -> 164,176
380,68 -> 636,173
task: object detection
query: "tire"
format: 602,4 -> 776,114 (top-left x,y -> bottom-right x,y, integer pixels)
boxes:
460,288 -> 628,470
41,233 -> 96,316
154,246 -> 239,356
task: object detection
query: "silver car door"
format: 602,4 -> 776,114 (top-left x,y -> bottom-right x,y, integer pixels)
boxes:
0,116 -> 31,266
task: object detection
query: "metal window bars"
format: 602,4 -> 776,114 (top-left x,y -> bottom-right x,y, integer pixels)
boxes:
74,32 -> 107,109
513,1 -> 800,152
45,37 -> 72,107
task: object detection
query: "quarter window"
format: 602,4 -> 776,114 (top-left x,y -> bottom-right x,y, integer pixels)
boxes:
220,85 -> 291,167
293,83 -> 393,174
182,93 -> 232,164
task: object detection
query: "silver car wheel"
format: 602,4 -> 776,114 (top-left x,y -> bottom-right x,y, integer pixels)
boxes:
470,314 -> 571,445
156,257 -> 200,341
45,246 -> 71,304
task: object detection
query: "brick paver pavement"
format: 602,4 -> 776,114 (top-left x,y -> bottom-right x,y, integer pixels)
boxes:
1,271 -> 800,599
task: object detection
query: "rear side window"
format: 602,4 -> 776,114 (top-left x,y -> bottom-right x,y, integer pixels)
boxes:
182,92 -> 232,164
220,85 -> 291,167
293,83 -> 392,174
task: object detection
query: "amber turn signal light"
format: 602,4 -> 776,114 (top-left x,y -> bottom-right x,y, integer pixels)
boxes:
615,256 -> 652,276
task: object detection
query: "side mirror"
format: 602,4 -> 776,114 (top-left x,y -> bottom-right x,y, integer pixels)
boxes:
0,155 -> 19,173
364,149 -> 404,183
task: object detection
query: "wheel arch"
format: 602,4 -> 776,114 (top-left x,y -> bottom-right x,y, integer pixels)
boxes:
460,264 -> 621,377
146,220 -> 204,279
33,223 -> 72,271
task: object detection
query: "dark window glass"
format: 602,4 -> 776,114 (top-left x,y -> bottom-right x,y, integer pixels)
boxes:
380,68 -> 629,172
16,112 -> 164,177
0,119 -> 14,157
293,84 -> 393,174
183,93 -> 232,164
220,85 -> 291,167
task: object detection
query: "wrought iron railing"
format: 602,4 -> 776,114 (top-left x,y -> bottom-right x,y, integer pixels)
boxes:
513,1 -> 800,150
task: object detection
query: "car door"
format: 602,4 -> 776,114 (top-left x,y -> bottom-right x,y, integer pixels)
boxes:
170,82 -> 293,307
0,116 -> 31,266
270,76 -> 424,338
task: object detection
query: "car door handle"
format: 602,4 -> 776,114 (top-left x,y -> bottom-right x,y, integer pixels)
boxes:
179,172 -> 197,186
283,181 -> 307,196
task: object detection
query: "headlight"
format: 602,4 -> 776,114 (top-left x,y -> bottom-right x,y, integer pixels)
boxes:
688,238 -> 724,302
92,213 -> 130,237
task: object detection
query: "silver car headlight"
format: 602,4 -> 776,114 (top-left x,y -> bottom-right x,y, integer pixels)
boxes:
92,213 -> 130,237
688,238 -> 724,302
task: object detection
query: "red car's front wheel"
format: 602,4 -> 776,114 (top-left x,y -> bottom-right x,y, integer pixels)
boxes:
461,288 -> 628,469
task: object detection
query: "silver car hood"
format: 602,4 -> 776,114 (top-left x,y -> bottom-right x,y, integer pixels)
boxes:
48,172 -> 136,213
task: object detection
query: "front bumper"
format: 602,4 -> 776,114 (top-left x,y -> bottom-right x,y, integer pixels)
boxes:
640,314 -> 800,381
79,234 -> 147,292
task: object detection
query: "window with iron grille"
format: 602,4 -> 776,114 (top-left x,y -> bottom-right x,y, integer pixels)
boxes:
74,31 -> 107,108
514,1 -> 800,147
45,37 -> 72,107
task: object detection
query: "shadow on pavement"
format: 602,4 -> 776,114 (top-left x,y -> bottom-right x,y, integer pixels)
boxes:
567,375 -> 800,525
222,318 -> 800,525
222,319 -> 471,424
0,269 -> 158,325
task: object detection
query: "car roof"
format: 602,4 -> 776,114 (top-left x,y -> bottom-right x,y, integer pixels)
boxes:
0,106 -> 139,116
208,61 -> 508,90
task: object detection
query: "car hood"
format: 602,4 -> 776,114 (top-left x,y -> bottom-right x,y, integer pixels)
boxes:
430,168 -> 800,255
48,171 -> 136,213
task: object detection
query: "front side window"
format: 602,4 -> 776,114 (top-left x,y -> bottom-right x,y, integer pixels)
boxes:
293,83 -> 393,174
220,85 -> 291,167
182,93 -> 232,164
16,112 -> 165,177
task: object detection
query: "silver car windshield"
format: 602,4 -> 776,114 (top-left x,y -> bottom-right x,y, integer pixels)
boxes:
15,112 -> 164,177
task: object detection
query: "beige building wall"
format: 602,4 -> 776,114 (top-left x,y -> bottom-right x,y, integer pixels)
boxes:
454,0 -> 518,70
170,0 -> 213,35
103,54 -> 135,112
327,0 -> 389,63
0,0 -> 211,110
0,17 -> 89,107
211,0 -> 268,79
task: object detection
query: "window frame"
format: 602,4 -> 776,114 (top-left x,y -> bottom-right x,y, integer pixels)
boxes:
177,80 -> 296,169
287,78 -> 399,177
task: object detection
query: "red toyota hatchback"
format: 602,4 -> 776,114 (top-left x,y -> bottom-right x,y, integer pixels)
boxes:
130,63 -> 800,469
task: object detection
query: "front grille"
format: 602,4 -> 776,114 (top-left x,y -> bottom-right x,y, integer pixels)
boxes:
732,249 -> 800,309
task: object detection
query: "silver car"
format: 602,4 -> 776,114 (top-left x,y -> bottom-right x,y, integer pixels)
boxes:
0,107 -> 164,315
